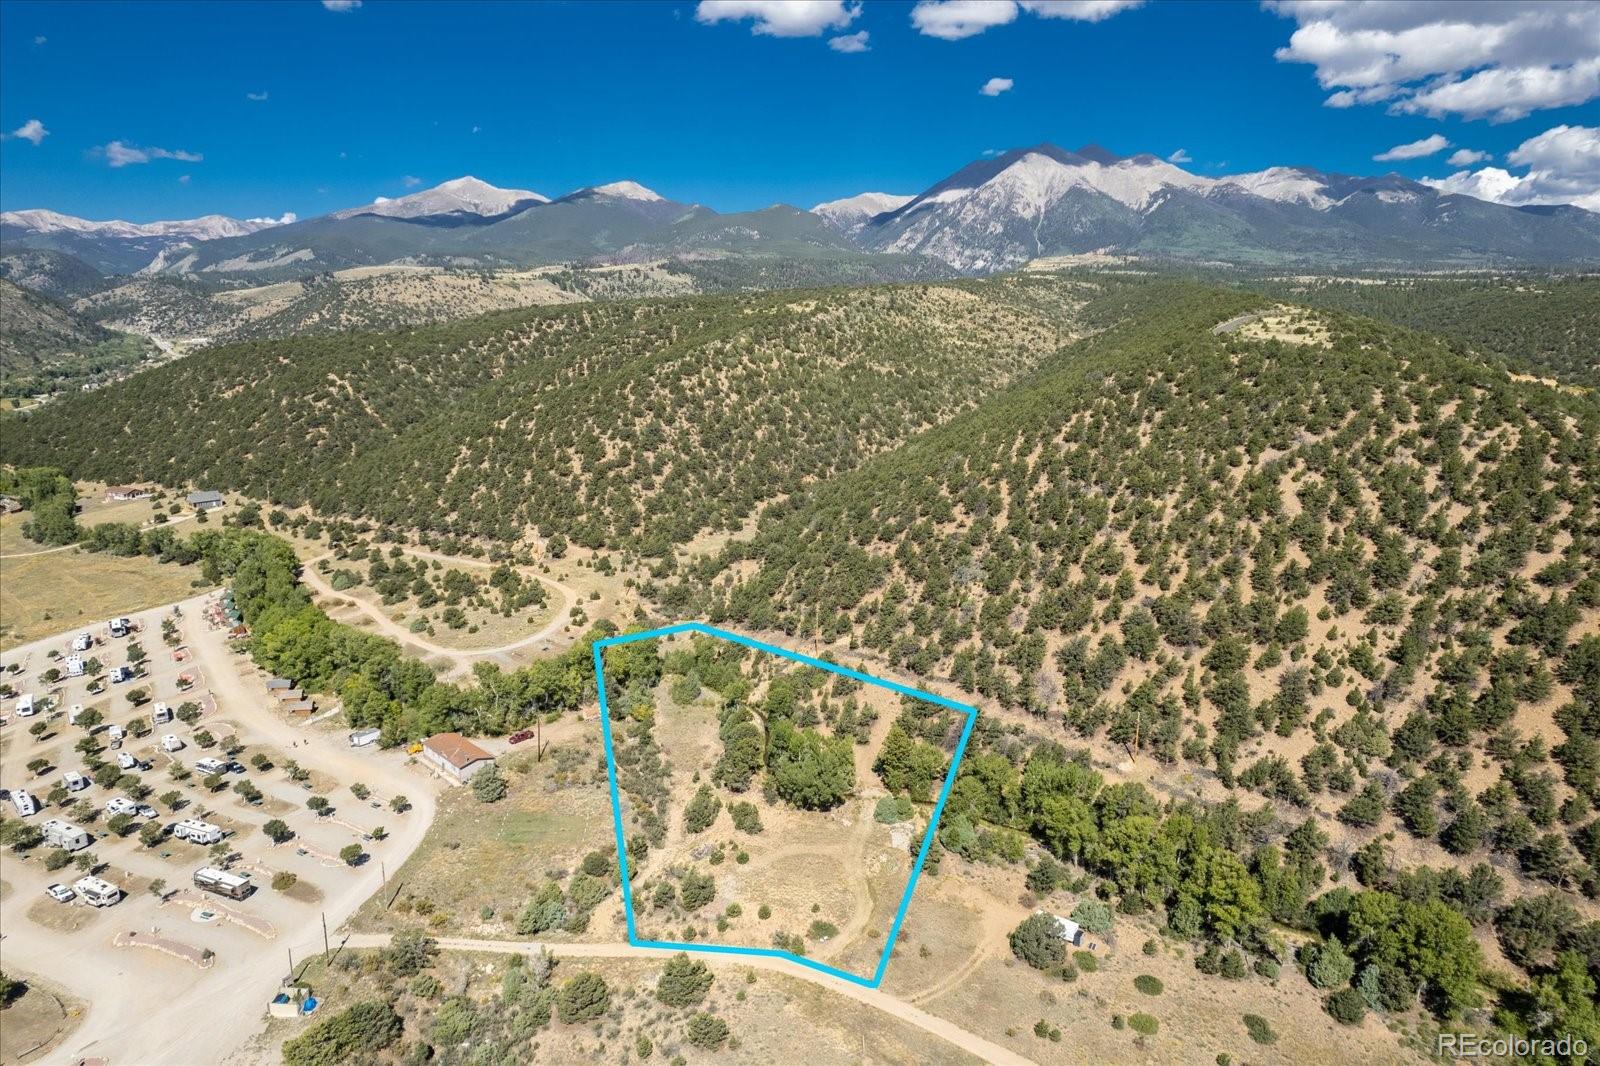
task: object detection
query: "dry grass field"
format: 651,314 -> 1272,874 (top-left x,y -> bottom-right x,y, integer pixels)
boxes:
0,973 -> 87,1065
0,546 -> 210,650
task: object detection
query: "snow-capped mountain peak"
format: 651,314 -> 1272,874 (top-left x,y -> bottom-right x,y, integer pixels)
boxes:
0,208 -> 282,240
1213,167 -> 1334,211
811,192 -> 914,234
585,180 -> 664,202
332,176 -> 547,221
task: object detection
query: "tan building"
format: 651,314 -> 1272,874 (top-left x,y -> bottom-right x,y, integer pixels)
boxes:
422,732 -> 494,782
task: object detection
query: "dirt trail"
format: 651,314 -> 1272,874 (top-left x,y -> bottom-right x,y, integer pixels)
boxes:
297,551 -> 577,678
343,932 -> 1034,1065
0,513 -> 195,560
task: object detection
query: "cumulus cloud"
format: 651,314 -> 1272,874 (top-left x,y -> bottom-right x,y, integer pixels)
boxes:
980,77 -> 1015,96
1268,1 -> 1600,122
1167,148 -> 1192,163
912,0 -> 1142,40
100,140 -> 203,167
247,212 -> 298,226
178,174 -> 191,185
1447,148 -> 1491,166
1422,124 -> 1600,211
1374,133 -> 1451,161
322,0 -> 361,10
828,29 -> 870,52
6,119 -> 49,145
246,90 -> 269,102
695,0 -> 859,37
32,35 -> 46,45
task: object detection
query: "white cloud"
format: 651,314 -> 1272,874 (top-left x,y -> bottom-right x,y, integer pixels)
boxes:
1268,2 -> 1600,122
32,35 -> 46,45
402,175 -> 423,188
373,196 -> 391,204
246,91 -> 269,102
100,140 -> 203,167
829,29 -> 870,52
1447,148 -> 1491,166
1422,124 -> 1600,211
695,0 -> 859,37
247,212 -> 298,226
1167,148 -> 1192,163
1374,133 -> 1451,161
911,0 -> 1141,40
471,125 -> 482,134
6,119 -> 49,145
178,174 -> 191,185
980,76 -> 1014,96
322,0 -> 361,10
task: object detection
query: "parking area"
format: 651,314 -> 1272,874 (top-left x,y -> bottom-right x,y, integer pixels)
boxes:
0,594 -> 442,1065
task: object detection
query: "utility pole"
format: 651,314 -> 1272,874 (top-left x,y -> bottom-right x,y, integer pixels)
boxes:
380,860 -> 387,886
321,911 -> 329,958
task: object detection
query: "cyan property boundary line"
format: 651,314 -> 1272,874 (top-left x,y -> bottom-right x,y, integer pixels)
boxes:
592,621 -> 978,989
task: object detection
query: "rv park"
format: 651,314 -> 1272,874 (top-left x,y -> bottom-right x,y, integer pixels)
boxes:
0,596 -> 442,1065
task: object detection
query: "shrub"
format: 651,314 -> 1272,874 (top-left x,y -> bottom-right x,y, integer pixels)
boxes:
1070,899 -> 1114,936
1324,987 -> 1367,1026
1133,975 -> 1163,996
1242,1014 -> 1277,1045
272,871 -> 298,891
684,785 -> 721,833
282,1000 -> 402,1066
808,920 -> 839,940
1129,1013 -> 1159,1036
1219,949 -> 1246,979
680,870 -> 715,910
339,843 -> 364,866
1306,937 -> 1355,989
472,763 -> 508,803
874,796 -> 915,824
1075,950 -> 1098,972
556,972 -> 609,1024
729,801 -> 763,834
686,1013 -> 730,1050
1009,914 -> 1067,971
656,953 -> 713,1008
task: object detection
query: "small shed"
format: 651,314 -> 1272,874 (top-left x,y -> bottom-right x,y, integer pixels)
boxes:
265,678 -> 294,690
186,490 -> 224,511
1044,913 -> 1084,946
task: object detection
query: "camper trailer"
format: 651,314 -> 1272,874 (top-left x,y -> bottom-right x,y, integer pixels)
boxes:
195,757 -> 229,776
72,632 -> 93,652
15,694 -> 36,718
172,818 -> 223,845
108,618 -> 131,638
161,734 -> 184,752
106,797 -> 139,816
116,751 -> 142,771
62,771 -> 89,792
348,728 -> 381,748
110,666 -> 133,684
11,789 -> 39,816
107,723 -> 125,743
193,866 -> 253,900
42,819 -> 90,851
151,703 -> 173,724
65,655 -> 85,678
72,876 -> 122,907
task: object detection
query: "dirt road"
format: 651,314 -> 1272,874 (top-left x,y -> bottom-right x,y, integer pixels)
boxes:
297,551 -> 577,678
343,933 -> 1034,1065
0,595 -> 443,1066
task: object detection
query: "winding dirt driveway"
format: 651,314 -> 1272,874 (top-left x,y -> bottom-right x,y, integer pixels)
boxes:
343,932 -> 1032,1065
297,550 -> 578,678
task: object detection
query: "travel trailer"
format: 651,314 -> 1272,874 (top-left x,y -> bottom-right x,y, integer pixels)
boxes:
195,757 -> 229,776
193,866 -> 254,900
348,728 -> 381,748
72,632 -> 93,652
161,734 -> 184,752
65,655 -> 85,678
151,703 -> 173,724
11,789 -> 39,816
72,876 -> 122,907
42,819 -> 90,851
172,819 -> 224,845
15,694 -> 36,718
62,771 -> 89,792
108,617 -> 131,638
116,751 -> 142,771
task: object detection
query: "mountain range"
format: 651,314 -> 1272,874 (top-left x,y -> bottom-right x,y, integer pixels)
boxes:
4,143 -> 1598,279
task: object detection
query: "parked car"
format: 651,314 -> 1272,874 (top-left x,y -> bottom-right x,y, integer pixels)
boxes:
508,729 -> 536,745
135,804 -> 158,819
45,883 -> 76,903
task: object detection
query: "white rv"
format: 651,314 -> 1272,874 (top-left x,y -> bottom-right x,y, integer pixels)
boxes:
160,734 -> 184,753
15,693 -> 36,718
72,632 -> 93,652
65,655 -> 85,678
107,723 -> 125,742
110,666 -> 133,683
193,866 -> 253,900
72,876 -> 122,907
11,789 -> 39,816
349,728 -> 381,748
108,618 -> 131,638
42,819 -> 90,851
172,818 -> 223,845
195,757 -> 229,776
68,703 -> 86,725
116,751 -> 141,771
62,771 -> 89,792
151,703 -> 173,724
106,797 -> 139,816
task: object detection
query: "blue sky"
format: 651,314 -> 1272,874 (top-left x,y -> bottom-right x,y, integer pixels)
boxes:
1,0 -> 1595,221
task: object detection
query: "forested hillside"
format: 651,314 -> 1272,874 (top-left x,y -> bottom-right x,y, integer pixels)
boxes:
0,279 -> 156,399
0,278 -> 1081,548
672,281 -> 1599,900
1239,275 -> 1600,389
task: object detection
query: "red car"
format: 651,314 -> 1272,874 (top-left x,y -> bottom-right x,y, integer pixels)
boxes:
508,729 -> 536,745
